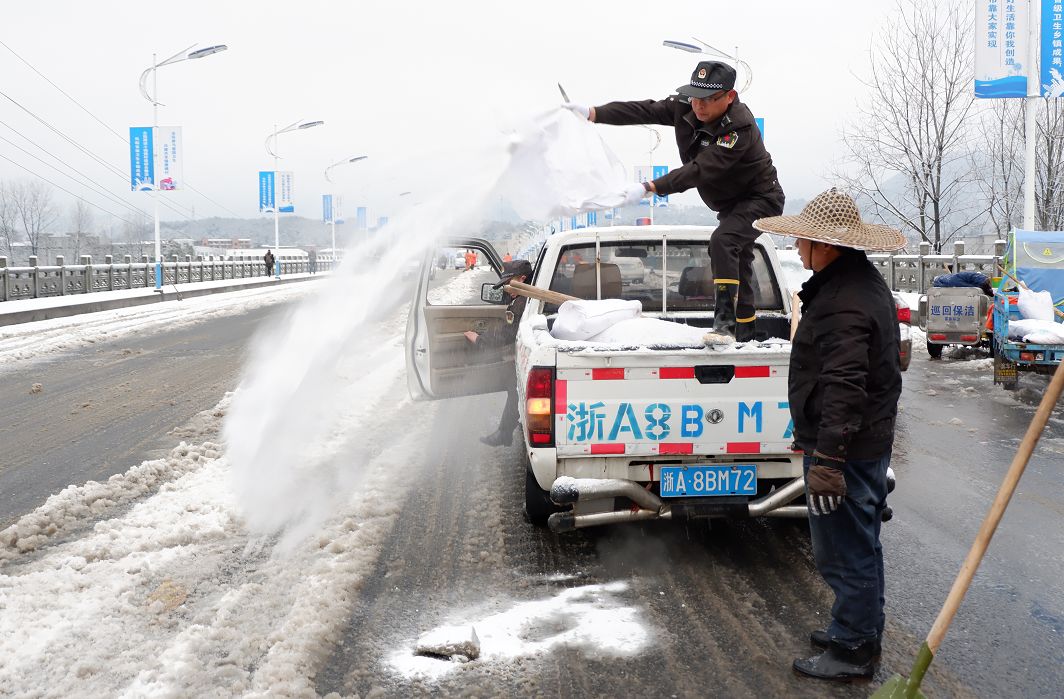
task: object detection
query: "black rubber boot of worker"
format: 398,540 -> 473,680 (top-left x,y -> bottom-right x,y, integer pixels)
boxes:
734,320 -> 755,343
793,640 -> 877,681
479,427 -> 513,447
711,284 -> 738,337
810,630 -> 882,657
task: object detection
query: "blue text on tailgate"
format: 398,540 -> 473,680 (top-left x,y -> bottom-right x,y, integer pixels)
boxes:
566,400 -> 792,442
660,465 -> 757,497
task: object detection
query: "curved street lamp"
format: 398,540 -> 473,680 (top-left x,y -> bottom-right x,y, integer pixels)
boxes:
264,119 -> 324,274
323,155 -> 368,255
138,43 -> 228,289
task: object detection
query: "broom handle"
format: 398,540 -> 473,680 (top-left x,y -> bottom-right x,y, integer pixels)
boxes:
504,280 -> 580,306
926,357 -> 1064,653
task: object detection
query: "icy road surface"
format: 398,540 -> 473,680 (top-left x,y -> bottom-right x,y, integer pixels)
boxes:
0,271 -> 1061,698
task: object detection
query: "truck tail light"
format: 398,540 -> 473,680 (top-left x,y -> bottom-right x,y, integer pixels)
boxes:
929,333 -> 947,341
526,367 -> 555,447
1020,351 -> 1034,361
960,334 -> 978,342
896,306 -> 911,324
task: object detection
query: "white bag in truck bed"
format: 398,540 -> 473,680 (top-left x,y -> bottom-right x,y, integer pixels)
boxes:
554,358 -> 794,458
551,299 -> 642,340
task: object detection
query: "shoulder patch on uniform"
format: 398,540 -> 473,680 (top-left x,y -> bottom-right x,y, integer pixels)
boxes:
716,131 -> 739,149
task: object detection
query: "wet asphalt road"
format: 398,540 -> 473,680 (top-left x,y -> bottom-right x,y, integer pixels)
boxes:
316,346 -> 1061,698
0,301 -> 294,528
2,299 -> 1061,696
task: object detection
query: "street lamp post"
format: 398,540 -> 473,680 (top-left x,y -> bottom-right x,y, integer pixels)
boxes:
323,155 -> 367,258
265,120 -> 324,277
138,43 -> 227,290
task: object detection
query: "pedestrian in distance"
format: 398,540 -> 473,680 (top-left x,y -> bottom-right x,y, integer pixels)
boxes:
263,249 -> 275,277
753,189 -> 906,681
465,259 -> 533,447
564,60 -> 784,343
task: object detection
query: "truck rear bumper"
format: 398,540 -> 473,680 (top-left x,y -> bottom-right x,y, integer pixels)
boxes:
546,470 -> 896,533
547,476 -> 807,532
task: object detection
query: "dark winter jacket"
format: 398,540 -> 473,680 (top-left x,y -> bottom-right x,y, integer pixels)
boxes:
593,96 -> 781,212
479,294 -> 527,348
789,250 -> 902,461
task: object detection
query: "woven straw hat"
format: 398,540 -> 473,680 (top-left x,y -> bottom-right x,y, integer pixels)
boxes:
753,188 -> 906,252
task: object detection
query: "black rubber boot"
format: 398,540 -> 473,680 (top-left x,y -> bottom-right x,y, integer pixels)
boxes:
479,427 -> 513,447
704,284 -> 738,344
734,320 -> 755,343
810,630 -> 881,657
793,639 -> 877,681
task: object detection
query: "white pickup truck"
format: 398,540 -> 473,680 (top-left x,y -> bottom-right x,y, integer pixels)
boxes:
406,226 -> 807,532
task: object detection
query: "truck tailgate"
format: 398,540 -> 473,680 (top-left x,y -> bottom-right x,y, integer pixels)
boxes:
554,353 -> 793,458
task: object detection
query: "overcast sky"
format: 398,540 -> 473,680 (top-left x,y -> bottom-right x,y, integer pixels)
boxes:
0,0 -> 903,228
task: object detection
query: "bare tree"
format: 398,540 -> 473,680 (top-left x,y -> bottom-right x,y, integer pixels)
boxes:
0,181 -> 20,261
832,0 -> 981,251
9,180 -> 57,257
975,98 -> 1064,235
70,199 -> 94,259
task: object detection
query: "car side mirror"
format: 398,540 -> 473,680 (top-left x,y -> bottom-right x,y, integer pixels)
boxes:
481,282 -> 507,305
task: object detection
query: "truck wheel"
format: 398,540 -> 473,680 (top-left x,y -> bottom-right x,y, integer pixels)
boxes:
525,467 -> 560,528
926,340 -> 944,359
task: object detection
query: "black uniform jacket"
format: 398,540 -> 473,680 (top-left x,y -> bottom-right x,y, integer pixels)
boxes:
594,96 -> 780,212
789,250 -> 902,461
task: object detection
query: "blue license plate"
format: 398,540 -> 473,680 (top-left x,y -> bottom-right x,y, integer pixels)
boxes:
659,465 -> 757,497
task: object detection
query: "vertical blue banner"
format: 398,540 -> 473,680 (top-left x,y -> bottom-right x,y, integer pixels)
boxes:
130,127 -> 155,191
570,216 -> 578,229
259,171 -> 275,212
587,210 -> 598,226
975,0 -> 1030,97
356,207 -> 367,230
652,165 -> 669,206
322,194 -> 333,223
377,216 -> 389,229
1042,0 -> 1064,96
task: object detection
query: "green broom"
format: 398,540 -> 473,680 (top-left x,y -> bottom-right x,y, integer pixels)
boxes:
873,357 -> 1064,698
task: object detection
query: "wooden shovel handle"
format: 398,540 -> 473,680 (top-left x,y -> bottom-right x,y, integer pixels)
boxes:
926,357 -> 1064,652
504,280 -> 580,306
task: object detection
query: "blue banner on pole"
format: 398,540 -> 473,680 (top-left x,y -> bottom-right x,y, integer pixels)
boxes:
587,211 -> 598,226
323,194 -> 333,223
259,171 -> 275,213
1042,0 -> 1064,96
652,165 -> 669,206
130,127 -> 155,191
356,207 -> 367,231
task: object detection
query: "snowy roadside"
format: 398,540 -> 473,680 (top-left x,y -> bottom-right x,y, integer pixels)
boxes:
0,281 -> 317,372
0,301 -> 440,696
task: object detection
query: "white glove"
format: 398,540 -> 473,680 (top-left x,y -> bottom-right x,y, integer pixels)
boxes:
622,182 -> 647,206
808,494 -> 843,516
562,102 -> 591,120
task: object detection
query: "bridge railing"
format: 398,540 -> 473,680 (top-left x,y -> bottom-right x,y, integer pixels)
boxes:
0,254 -> 338,303
866,240 -> 1006,294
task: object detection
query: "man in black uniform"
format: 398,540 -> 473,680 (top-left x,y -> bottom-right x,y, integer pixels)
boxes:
753,189 -> 905,681
465,259 -> 533,446
565,61 -> 784,342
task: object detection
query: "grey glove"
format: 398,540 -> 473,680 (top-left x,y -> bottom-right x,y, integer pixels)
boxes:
806,461 -> 846,515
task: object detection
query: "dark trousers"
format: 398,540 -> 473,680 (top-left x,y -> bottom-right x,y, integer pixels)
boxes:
499,387 -> 519,434
264,262 -> 272,276
803,452 -> 890,647
711,190 -> 784,321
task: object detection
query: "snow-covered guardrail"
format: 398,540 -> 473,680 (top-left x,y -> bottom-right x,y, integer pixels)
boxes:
866,239 -> 1005,294
0,254 -> 338,302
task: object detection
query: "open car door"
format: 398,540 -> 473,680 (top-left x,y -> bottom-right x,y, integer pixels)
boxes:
406,238 -> 516,400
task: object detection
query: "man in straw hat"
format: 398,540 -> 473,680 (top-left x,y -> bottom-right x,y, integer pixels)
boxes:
753,188 -> 905,681
563,60 -> 784,343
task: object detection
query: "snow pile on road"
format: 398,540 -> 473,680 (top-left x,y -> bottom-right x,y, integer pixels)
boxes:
0,282 -> 315,372
0,321 -> 438,696
389,581 -> 650,681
